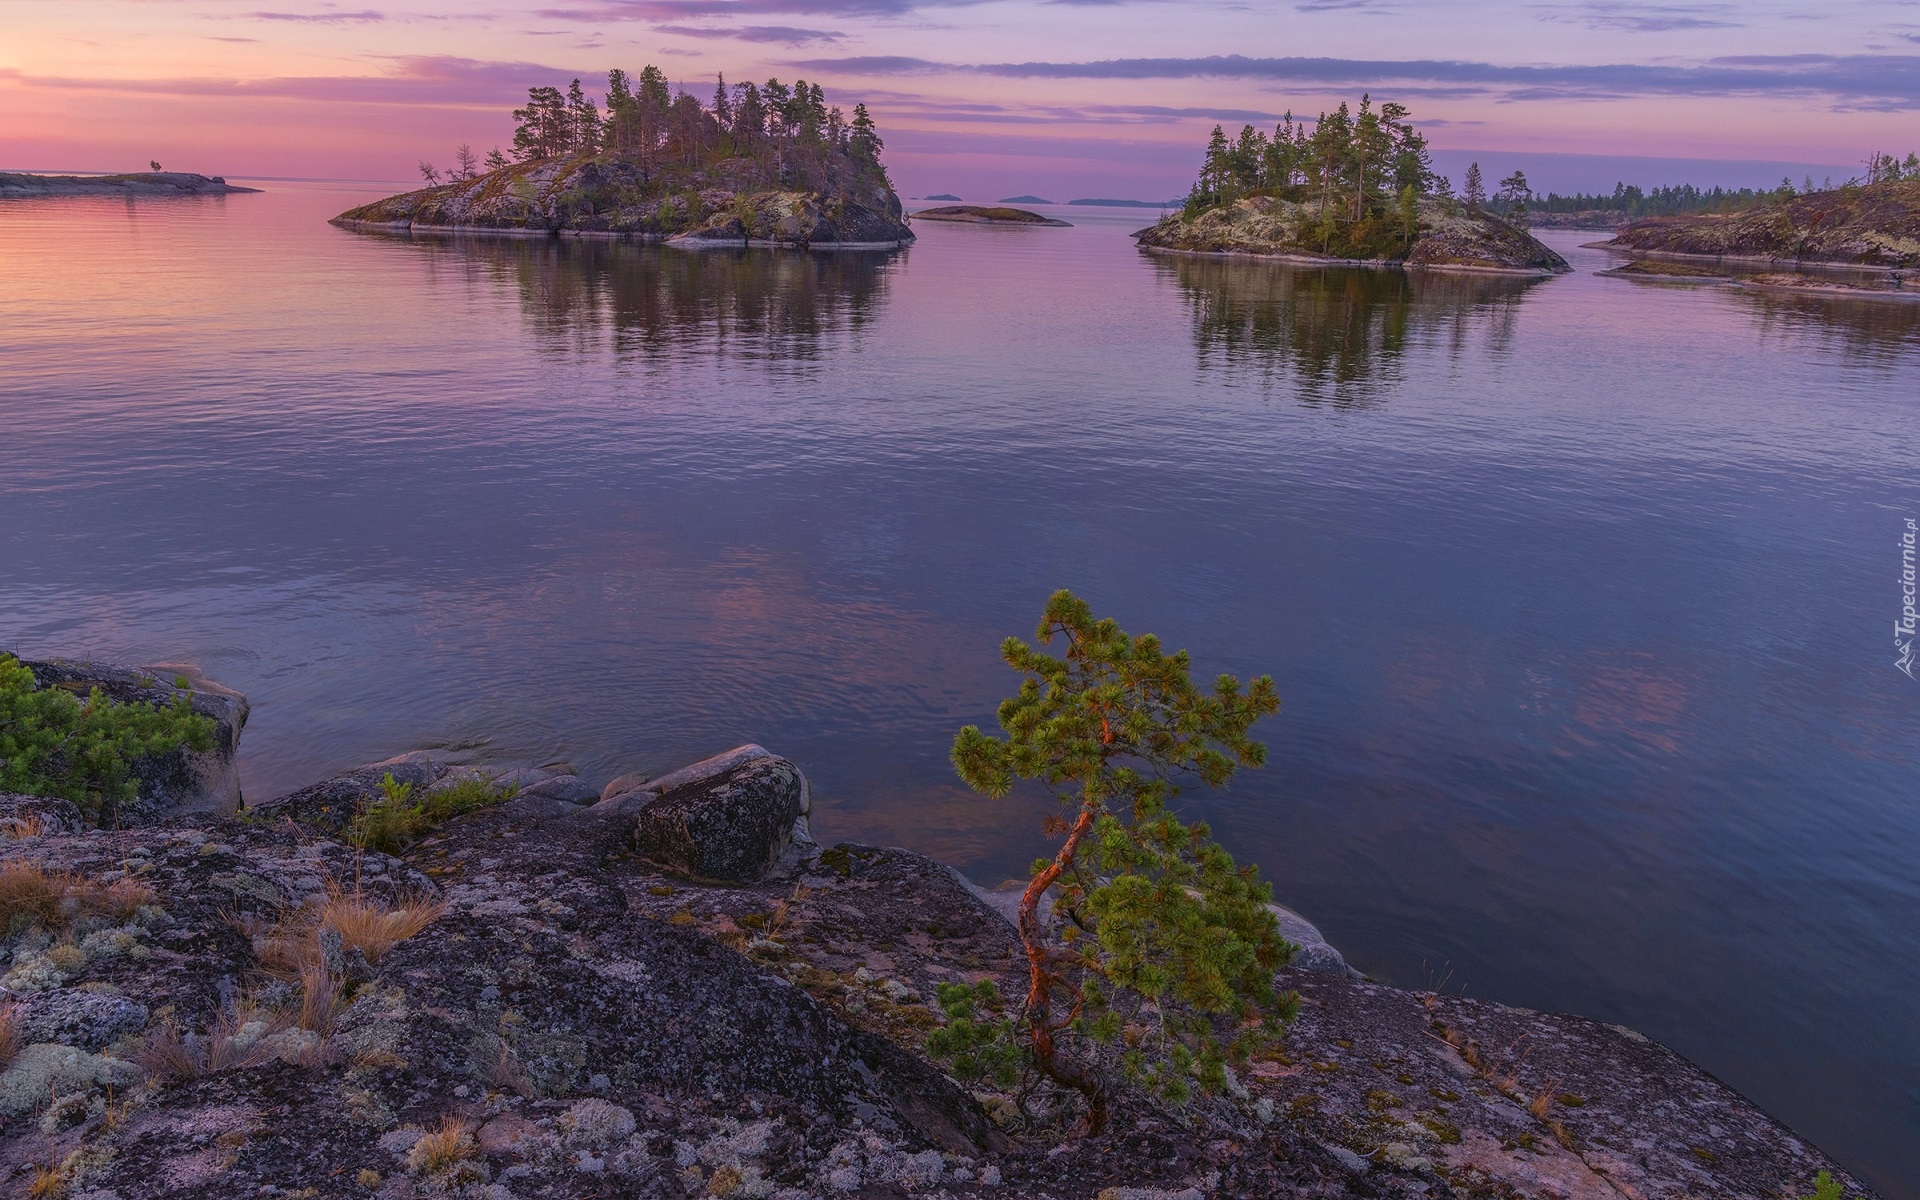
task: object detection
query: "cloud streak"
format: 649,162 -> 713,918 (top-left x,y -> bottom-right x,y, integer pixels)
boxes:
792,51 -> 1920,108
656,22 -> 844,42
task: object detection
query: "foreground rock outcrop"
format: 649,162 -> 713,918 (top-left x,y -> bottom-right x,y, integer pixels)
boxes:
332,154 -> 913,249
8,656 -> 249,819
0,172 -> 258,198
0,663 -> 1877,1199
1605,180 -> 1920,268
1137,198 -> 1571,275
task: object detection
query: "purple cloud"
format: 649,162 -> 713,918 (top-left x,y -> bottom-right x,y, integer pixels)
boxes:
656,23 -> 845,43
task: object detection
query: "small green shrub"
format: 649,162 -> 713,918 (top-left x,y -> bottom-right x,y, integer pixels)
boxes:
0,654 -> 215,820
348,773 -> 514,855
1800,1171 -> 1845,1200
927,980 -> 1026,1088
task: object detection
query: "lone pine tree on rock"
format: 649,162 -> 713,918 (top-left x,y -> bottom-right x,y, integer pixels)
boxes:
946,590 -> 1296,1131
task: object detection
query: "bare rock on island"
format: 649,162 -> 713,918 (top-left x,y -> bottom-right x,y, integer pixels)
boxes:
1137,195 -> 1571,274
332,154 -> 913,249
1605,179 -> 1920,268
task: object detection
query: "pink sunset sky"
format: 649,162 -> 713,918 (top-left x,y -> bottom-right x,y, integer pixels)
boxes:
5,0 -> 1917,199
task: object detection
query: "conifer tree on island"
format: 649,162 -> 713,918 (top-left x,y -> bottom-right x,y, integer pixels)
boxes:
941,590 -> 1297,1132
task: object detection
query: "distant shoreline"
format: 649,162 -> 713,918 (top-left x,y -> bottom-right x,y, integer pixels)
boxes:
0,171 -> 259,198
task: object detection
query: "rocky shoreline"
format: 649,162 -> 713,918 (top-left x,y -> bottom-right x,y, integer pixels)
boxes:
1602,180 -> 1920,269
0,172 -> 259,198
0,657 -> 1876,1199
332,155 -> 913,251
1135,198 -> 1571,276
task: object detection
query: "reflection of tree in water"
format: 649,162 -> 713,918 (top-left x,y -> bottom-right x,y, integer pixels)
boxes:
411,234 -> 899,365
1733,287 -> 1920,366
1156,254 -> 1545,403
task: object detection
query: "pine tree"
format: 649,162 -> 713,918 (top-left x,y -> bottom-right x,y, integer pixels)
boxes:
849,103 -> 882,161
566,78 -> 600,152
1463,162 -> 1485,212
1200,125 -> 1231,202
485,147 -> 508,172
946,591 -> 1294,1132
711,73 -> 731,134
454,144 -> 479,181
1497,169 -> 1531,217
511,85 -> 569,160
735,82 -> 766,144
418,160 -> 441,185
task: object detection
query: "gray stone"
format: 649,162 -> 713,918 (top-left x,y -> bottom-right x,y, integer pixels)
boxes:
0,793 -> 85,838
599,773 -> 650,802
8,988 -> 149,1050
632,752 -> 809,884
1270,903 -> 1360,977
522,775 -> 599,805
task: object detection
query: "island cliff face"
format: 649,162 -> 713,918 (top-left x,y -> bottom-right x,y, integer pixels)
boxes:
333,154 -> 913,249
1138,197 -> 1571,274
1606,180 -> 1920,267
0,658 -> 1878,1200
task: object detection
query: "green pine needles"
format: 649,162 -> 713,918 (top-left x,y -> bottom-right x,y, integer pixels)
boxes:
945,591 -> 1297,1131
0,653 -> 216,821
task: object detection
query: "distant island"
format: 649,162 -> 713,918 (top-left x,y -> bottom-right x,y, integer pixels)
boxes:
333,69 -> 911,249
0,171 -> 258,198
999,194 -> 1054,205
1135,100 -> 1569,274
1604,176 -> 1919,269
1068,198 -> 1183,208
924,192 -> 962,201
911,205 -> 1071,227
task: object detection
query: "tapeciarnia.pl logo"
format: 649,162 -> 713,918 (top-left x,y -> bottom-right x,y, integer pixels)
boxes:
1899,518 -> 1917,679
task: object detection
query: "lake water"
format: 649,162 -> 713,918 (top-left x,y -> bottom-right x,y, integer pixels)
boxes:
2,185 -> 1916,1193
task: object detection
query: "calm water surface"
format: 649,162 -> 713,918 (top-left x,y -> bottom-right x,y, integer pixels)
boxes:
2,185 -> 1916,1193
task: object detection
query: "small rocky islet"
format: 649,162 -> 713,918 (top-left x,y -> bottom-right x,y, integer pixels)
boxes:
331,153 -> 912,250
1135,197 -> 1571,275
0,655 -> 1875,1199
911,206 -> 1073,228
0,171 -> 259,198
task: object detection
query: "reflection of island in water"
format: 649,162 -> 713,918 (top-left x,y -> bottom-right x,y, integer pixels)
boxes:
1155,256 -> 1547,401
395,233 -> 899,365
1731,283 -> 1920,363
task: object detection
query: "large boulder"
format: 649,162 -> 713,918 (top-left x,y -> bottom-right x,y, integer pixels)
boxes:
12,657 -> 248,821
627,745 -> 813,884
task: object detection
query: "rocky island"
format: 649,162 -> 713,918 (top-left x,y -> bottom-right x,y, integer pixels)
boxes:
0,647 -> 1874,1200
1603,179 -> 1920,268
0,171 -> 258,198
333,71 -> 911,249
1136,102 -> 1568,275
911,206 -> 1072,227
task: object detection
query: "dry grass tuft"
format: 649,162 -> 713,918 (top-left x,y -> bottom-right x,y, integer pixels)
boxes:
0,860 -> 155,935
405,1116 -> 481,1175
0,996 -> 20,1071
321,887 -> 446,965
26,1164 -> 68,1200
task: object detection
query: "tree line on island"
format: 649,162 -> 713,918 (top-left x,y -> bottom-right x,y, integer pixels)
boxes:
1183,100 -> 1920,246
419,68 -> 888,196
1183,97 -> 1537,257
